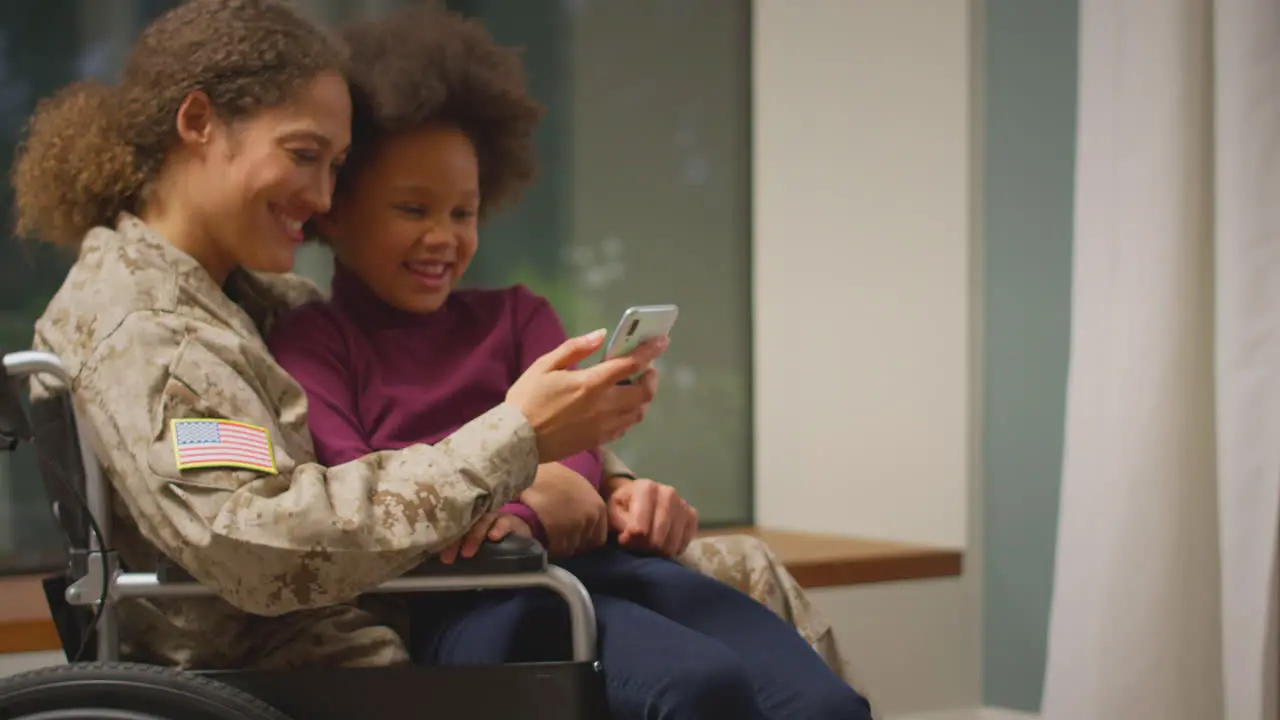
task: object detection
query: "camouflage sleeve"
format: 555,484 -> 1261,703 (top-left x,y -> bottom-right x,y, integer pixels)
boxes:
56,311 -> 538,617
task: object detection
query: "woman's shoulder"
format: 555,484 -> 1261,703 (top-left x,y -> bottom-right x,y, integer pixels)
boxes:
35,226 -> 182,369
33,219 -> 280,381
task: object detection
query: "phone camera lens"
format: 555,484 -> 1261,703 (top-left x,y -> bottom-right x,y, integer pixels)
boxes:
626,319 -> 639,337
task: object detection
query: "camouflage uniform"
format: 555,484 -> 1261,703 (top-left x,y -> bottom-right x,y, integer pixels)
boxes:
679,536 -> 848,681
33,214 -> 846,679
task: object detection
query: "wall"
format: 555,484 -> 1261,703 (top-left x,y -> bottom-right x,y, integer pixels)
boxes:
753,0 -> 975,549
753,1 -> 983,716
981,0 -> 1077,712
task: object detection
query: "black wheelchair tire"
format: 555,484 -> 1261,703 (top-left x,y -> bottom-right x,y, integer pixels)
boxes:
0,662 -> 292,720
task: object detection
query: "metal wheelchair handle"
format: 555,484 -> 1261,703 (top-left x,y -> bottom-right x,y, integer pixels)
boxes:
5,350 -> 119,660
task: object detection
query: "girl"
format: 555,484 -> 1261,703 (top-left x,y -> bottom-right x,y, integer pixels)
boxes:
267,7 -> 871,718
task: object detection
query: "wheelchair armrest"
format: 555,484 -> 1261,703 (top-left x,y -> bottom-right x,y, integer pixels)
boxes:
155,534 -> 547,584
405,534 -> 547,576
131,536 -> 594,663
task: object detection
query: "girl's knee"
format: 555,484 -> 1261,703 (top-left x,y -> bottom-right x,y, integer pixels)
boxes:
805,683 -> 874,720
664,654 -> 757,713
610,649 -> 763,720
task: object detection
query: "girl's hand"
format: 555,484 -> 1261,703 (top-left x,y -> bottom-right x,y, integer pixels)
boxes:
606,478 -> 698,558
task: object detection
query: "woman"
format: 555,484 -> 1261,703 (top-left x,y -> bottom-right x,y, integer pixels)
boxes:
13,0 -> 661,670
265,8 -> 870,718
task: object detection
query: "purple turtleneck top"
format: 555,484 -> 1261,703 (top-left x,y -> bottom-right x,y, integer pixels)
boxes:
267,262 -> 603,543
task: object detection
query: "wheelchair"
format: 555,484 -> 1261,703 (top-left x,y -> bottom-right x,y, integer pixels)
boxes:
0,350 -> 609,719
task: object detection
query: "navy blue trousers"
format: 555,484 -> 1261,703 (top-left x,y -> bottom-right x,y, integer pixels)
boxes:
409,546 -> 872,720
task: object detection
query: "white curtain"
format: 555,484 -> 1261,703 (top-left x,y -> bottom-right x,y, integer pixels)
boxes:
1041,1 -> 1279,719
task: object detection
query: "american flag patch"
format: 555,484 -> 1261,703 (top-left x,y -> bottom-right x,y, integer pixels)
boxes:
170,418 -> 277,474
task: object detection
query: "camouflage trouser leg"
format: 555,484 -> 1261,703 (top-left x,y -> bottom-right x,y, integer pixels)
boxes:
677,534 -> 850,683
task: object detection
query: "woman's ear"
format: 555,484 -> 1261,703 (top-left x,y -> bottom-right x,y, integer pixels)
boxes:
175,91 -> 216,149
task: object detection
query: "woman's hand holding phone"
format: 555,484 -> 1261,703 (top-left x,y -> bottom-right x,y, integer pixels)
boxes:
601,305 -> 678,385
506,329 -> 668,462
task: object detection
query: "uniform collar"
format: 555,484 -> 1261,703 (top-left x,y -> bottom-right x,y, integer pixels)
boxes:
108,213 -> 268,342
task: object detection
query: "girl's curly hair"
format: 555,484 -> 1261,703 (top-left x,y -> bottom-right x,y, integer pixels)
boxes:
338,6 -> 543,215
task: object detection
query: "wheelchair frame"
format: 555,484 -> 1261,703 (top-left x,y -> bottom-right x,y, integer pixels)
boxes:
1,350 -> 609,719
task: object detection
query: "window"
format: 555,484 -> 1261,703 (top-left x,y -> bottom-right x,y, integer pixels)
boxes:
441,0 -> 754,525
0,0 -> 751,573
0,0 -> 122,572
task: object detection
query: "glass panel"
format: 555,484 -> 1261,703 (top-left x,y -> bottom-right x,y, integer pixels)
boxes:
445,0 -> 753,524
0,0 -> 189,572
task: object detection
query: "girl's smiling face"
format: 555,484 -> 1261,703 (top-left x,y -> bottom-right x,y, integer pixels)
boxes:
318,124 -> 480,313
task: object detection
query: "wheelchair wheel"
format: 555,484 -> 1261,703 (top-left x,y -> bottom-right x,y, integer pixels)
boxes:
0,662 -> 292,720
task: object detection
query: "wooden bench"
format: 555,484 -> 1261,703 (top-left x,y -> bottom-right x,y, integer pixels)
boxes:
703,527 -> 963,589
0,575 -> 61,655
0,528 -> 962,655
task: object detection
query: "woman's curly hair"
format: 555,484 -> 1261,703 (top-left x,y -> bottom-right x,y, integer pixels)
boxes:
11,0 -> 347,247
338,6 -> 543,216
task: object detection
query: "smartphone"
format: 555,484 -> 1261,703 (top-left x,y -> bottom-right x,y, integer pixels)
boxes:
602,304 -> 679,384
